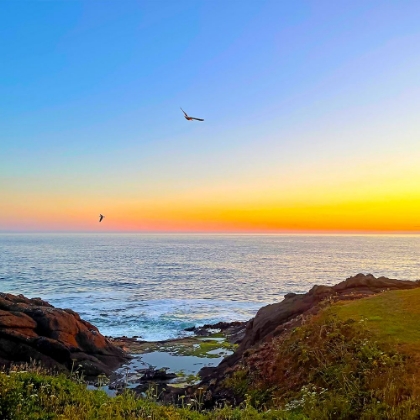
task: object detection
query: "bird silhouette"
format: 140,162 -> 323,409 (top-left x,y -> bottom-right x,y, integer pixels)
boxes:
180,107 -> 204,121
99,214 -> 104,222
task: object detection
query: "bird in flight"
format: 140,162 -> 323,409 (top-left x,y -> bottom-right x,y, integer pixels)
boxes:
180,107 -> 204,121
99,214 -> 104,222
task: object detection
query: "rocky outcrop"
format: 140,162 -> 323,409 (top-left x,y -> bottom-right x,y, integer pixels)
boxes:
238,273 -> 420,354
0,293 -> 128,376
200,274 -> 420,398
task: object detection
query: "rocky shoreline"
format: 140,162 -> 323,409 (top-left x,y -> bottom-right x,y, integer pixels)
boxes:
1,273 -> 419,405
0,292 -> 128,377
110,320 -> 246,353
104,321 -> 244,395
0,291 -> 245,397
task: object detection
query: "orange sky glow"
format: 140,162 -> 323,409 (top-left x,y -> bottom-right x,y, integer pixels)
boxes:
2,2 -> 420,234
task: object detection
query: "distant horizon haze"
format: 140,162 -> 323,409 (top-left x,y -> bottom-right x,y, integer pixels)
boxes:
1,231 -> 420,236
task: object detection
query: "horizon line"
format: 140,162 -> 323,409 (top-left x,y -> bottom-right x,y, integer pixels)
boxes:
1,230 -> 420,236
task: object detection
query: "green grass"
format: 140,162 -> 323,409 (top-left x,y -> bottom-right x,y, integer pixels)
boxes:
331,288 -> 420,349
0,363 -> 303,420
222,290 -> 420,419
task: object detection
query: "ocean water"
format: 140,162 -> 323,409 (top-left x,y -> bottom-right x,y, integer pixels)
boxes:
0,233 -> 419,341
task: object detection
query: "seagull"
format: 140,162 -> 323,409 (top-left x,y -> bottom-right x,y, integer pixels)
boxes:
180,107 -> 204,121
99,214 -> 104,222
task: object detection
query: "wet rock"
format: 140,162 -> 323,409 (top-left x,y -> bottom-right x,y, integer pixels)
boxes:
201,321 -> 246,330
140,367 -> 177,381
184,321 -> 247,344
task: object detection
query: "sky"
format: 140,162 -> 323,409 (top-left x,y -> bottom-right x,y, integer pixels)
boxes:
1,0 -> 420,233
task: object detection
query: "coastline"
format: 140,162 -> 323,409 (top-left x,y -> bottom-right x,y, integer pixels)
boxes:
3,273 -> 420,402
3,233 -> 420,343
3,273 -> 420,417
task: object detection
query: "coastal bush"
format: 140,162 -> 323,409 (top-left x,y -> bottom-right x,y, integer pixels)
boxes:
223,310 -> 420,419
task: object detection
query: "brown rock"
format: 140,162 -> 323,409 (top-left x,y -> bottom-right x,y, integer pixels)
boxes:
0,310 -> 37,329
0,292 -> 128,377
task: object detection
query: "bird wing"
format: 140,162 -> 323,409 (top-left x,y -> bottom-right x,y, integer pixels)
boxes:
191,117 -> 204,121
180,107 -> 188,117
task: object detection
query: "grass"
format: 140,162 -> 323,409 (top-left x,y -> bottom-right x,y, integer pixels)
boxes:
222,288 -> 420,419
331,288 -> 420,350
0,362 -> 302,420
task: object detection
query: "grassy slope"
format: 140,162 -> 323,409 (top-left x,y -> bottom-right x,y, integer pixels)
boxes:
223,288 -> 420,419
332,288 -> 420,351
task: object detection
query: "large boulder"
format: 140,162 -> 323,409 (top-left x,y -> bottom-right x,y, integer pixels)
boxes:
0,293 -> 128,376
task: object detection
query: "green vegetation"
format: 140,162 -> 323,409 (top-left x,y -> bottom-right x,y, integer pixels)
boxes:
0,363 -> 302,420
150,340 -> 235,359
128,334 -> 237,359
332,288 -> 420,349
3,289 -> 420,419
175,339 -> 236,358
223,288 -> 420,419
173,371 -> 200,386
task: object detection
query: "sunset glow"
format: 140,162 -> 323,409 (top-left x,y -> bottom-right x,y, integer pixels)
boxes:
1,1 -> 420,233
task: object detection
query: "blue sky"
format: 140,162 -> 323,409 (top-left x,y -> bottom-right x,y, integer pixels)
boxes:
1,1 -> 420,232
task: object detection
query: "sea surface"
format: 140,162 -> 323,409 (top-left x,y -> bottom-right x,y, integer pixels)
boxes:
1,234 -> 419,341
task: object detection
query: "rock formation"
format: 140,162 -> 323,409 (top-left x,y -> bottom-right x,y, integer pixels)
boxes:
238,273 -> 420,354
0,293 -> 128,376
199,273 -> 420,400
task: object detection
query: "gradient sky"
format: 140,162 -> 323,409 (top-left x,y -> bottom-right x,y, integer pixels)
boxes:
1,0 -> 420,233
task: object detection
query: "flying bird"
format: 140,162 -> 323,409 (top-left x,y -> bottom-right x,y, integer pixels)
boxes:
99,214 -> 104,222
180,107 -> 204,121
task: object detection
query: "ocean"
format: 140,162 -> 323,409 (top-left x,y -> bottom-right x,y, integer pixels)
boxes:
1,233 -> 419,341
